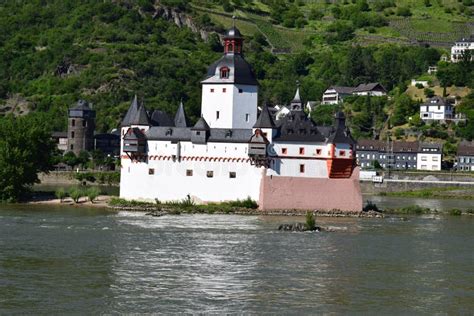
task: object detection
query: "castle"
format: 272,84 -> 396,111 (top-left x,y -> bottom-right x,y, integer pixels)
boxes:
120,26 -> 362,212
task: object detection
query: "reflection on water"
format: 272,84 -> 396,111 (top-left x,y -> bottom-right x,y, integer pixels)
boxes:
0,205 -> 473,314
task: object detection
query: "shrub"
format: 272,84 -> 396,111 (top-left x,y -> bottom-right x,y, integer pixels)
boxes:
55,188 -> 67,203
424,88 -> 435,98
227,197 -> 259,209
305,211 -> 316,230
68,188 -> 83,203
396,7 -> 412,16
363,201 -> 380,212
86,187 -> 100,203
415,83 -> 424,89
448,209 -> 462,216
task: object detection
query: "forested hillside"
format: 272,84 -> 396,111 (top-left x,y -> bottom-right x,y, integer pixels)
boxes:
0,0 -> 472,141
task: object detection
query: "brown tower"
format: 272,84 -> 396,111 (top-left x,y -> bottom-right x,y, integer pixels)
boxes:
67,100 -> 95,155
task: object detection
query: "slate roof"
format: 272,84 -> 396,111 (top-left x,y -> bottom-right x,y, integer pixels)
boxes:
202,54 -> 258,85
392,141 -> 419,153
424,96 -> 448,106
327,112 -> 356,145
353,82 -> 386,93
121,95 -> 139,126
419,142 -> 442,153
224,26 -> 242,39
150,110 -> 174,127
457,141 -> 474,156
70,99 -> 92,111
254,104 -> 276,129
146,127 -> 252,143
174,101 -> 189,128
192,117 -> 210,130
129,104 -> 151,126
52,131 -> 68,138
327,86 -> 354,94
274,110 -> 325,142
123,127 -> 146,140
356,139 -> 387,151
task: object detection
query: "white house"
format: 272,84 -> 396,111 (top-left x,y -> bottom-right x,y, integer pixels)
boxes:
420,96 -> 453,121
417,143 -> 442,171
119,26 -> 363,212
451,34 -> 474,62
352,83 -> 387,96
321,86 -> 354,104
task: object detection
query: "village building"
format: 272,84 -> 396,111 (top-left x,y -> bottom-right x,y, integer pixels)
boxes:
456,141 -> 474,171
119,26 -> 362,212
420,96 -> 453,122
321,83 -> 387,104
356,139 -> 442,171
451,34 -> 474,62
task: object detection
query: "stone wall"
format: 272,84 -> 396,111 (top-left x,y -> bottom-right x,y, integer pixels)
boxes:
259,167 -> 363,212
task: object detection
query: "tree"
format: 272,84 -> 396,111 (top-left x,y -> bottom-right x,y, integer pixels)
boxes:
63,151 -> 78,169
0,114 -> 55,201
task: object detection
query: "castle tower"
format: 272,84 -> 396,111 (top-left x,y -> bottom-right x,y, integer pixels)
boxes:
67,100 -> 95,155
200,24 -> 258,129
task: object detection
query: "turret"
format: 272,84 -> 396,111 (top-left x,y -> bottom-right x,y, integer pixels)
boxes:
253,103 -> 276,142
191,117 -> 210,144
200,22 -> 258,129
174,100 -> 189,128
67,99 -> 95,155
289,83 -> 303,111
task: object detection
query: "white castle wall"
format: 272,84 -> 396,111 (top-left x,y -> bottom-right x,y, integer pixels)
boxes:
201,84 -> 257,129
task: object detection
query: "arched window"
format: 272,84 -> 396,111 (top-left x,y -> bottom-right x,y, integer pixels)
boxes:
220,67 -> 230,79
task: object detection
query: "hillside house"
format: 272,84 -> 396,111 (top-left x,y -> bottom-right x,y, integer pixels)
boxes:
417,143 -> 442,171
451,35 -> 474,62
456,141 -> 474,171
420,96 -> 453,122
321,86 -> 354,104
352,83 -> 387,96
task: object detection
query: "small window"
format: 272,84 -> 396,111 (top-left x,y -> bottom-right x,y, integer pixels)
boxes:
83,120 -> 86,127
207,171 -> 214,178
196,131 -> 201,136
148,168 -> 155,175
71,131 -> 75,138
216,111 -> 220,120
70,144 -> 74,150
316,149 -> 322,155
210,88 -> 214,93
186,169 -> 193,177
71,119 -> 75,127
340,150 -> 346,156
300,164 -> 305,173
299,147 -> 305,155
238,89 -> 243,93
229,172 -> 236,178
282,148 -> 288,155
223,88 -> 227,93
245,113 -> 250,122
263,132 -> 268,137
220,67 -> 229,79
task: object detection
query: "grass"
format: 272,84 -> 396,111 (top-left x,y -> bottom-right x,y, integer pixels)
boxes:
381,187 -> 474,200
405,85 -> 471,101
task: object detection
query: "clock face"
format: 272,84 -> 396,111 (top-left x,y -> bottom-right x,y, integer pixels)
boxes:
267,143 -> 277,157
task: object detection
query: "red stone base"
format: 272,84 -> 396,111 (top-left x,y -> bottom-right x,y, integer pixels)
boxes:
258,167 -> 363,212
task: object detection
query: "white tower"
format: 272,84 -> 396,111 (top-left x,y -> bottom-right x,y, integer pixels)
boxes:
200,24 -> 258,129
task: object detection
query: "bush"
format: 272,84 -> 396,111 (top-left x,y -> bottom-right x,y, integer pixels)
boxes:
448,209 -> 462,216
396,7 -> 412,16
424,88 -> 435,98
363,201 -> 380,212
86,187 -> 100,203
68,188 -> 83,203
305,211 -> 316,230
227,197 -> 259,209
415,83 -> 424,89
55,188 -> 67,202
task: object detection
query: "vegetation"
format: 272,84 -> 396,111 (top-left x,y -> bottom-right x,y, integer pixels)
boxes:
68,187 -> 84,203
86,187 -> 101,203
305,211 -> 316,231
55,188 -> 67,203
381,187 -> 474,200
385,205 -> 432,215
0,114 -> 55,201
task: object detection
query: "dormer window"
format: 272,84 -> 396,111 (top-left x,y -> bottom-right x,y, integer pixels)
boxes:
165,128 -> 173,136
225,130 -> 233,138
220,67 -> 230,79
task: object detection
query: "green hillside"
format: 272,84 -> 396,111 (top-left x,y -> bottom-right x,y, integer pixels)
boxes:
0,0 -> 473,151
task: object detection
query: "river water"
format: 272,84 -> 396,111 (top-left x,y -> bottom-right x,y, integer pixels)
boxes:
0,204 -> 473,314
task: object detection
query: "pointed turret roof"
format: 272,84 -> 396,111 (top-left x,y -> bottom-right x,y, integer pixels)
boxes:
130,104 -> 151,126
254,104 -> 276,129
174,100 -> 189,128
121,95 -> 140,126
327,111 -> 356,145
290,84 -> 303,111
192,117 -> 210,130
291,86 -> 301,103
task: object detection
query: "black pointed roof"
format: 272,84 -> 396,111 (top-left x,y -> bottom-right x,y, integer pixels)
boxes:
174,101 -> 189,128
224,26 -> 242,39
192,117 -> 210,130
327,112 -> 356,145
121,95 -> 139,126
254,104 -> 276,129
289,86 -> 303,111
129,104 -> 151,126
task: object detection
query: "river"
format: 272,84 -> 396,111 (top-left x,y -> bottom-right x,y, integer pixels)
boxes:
0,204 -> 473,314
